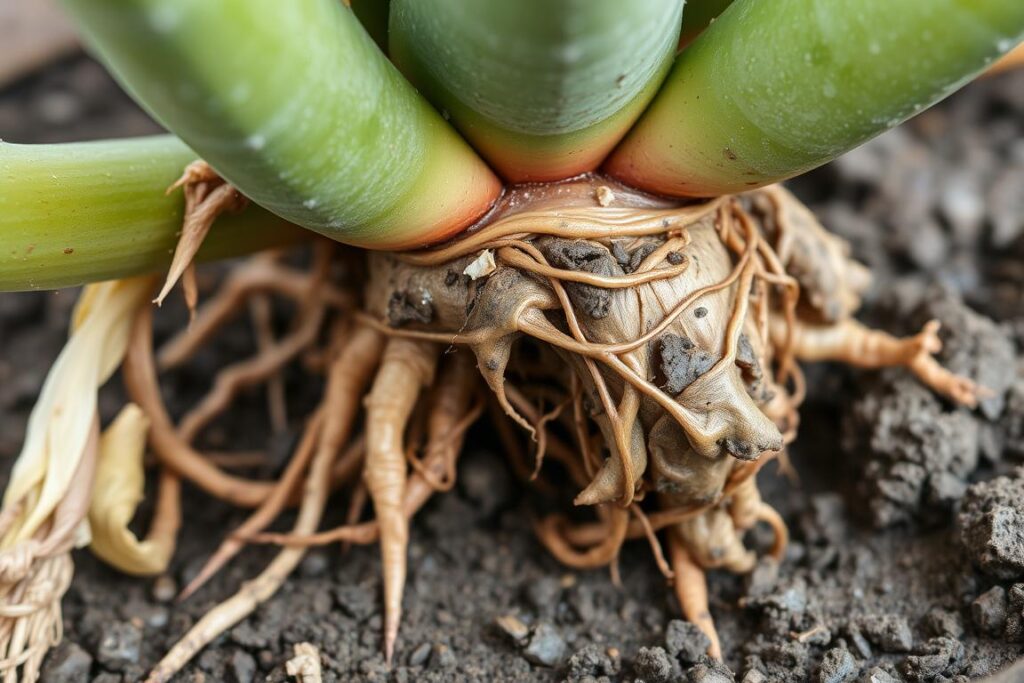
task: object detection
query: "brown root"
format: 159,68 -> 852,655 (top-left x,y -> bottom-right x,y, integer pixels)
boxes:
364,338 -> 439,663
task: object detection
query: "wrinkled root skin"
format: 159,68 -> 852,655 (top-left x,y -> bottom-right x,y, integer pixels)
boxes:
360,175 -> 983,656
5,175 -> 986,682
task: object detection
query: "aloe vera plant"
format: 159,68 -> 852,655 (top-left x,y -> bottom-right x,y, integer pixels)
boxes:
0,0 -> 1021,679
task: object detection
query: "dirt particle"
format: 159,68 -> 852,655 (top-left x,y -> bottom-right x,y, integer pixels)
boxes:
972,586 -> 1008,635
859,614 -> 913,653
408,642 -> 431,667
958,468 -> 1024,579
40,641 -> 93,682
665,619 -> 710,664
63,247 -> 73,254
685,657 -> 736,682
922,608 -> 964,639
151,575 -> 176,603
542,240 -> 620,319
95,620 -> 143,670
429,643 -> 457,670
724,148 -> 738,161
566,644 -> 619,681
817,647 -> 856,683
522,622 -> 566,667
387,288 -> 433,326
228,650 -> 256,683
634,646 -> 674,682
899,636 -> 964,681
657,334 -> 716,396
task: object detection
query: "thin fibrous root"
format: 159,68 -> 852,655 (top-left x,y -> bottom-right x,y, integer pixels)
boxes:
157,248 -> 353,370
145,412 -> 328,683
364,338 -> 439,664
179,325 -> 383,600
156,161 -> 247,312
249,294 -> 288,434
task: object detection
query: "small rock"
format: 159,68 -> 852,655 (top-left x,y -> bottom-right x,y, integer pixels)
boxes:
846,625 -> 873,659
972,586 -> 1008,635
860,614 -> 913,653
429,643 -> 457,670
41,641 -> 92,682
408,642 -> 431,667
665,620 -> 711,664
495,614 -> 530,642
522,623 -> 566,667
741,670 -> 768,683
95,621 -> 143,671
634,646 -> 674,683
922,608 -> 964,639
228,650 -> 257,683
333,583 -> 377,621
152,575 -> 177,603
818,648 -> 856,683
861,667 -> 899,683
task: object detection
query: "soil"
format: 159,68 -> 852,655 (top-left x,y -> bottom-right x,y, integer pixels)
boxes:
2,56 -> 1024,683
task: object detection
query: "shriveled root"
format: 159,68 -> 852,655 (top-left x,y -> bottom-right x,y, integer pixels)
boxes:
669,531 -> 721,661
364,338 -> 439,663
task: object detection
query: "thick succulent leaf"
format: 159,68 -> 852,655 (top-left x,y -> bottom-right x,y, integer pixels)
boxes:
390,0 -> 683,182
606,0 -> 1024,197
0,136 -> 306,292
62,0 -> 501,248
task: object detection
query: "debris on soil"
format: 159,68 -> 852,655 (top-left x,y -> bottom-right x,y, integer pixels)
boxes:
959,468 -> 1024,580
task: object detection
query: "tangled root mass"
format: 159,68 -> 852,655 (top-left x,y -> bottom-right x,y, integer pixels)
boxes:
0,173 -> 985,681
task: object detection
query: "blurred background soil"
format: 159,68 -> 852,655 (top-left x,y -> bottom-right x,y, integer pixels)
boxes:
2,19 -> 1024,683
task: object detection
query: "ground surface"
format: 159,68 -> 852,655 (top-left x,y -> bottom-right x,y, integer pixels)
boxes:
1,57 -> 1024,683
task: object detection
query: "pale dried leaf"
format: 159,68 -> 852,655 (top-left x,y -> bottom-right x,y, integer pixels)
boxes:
88,404 -> 175,575
2,277 -> 153,547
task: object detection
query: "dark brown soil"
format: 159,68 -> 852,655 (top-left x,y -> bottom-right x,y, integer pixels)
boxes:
2,56 -> 1024,683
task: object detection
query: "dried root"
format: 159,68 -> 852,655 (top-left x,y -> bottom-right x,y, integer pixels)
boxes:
2,173 -> 988,679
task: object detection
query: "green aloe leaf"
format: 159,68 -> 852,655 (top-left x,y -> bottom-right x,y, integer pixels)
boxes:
390,0 -> 683,182
606,0 -> 1024,197
61,0 -> 501,249
0,136 -> 306,292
